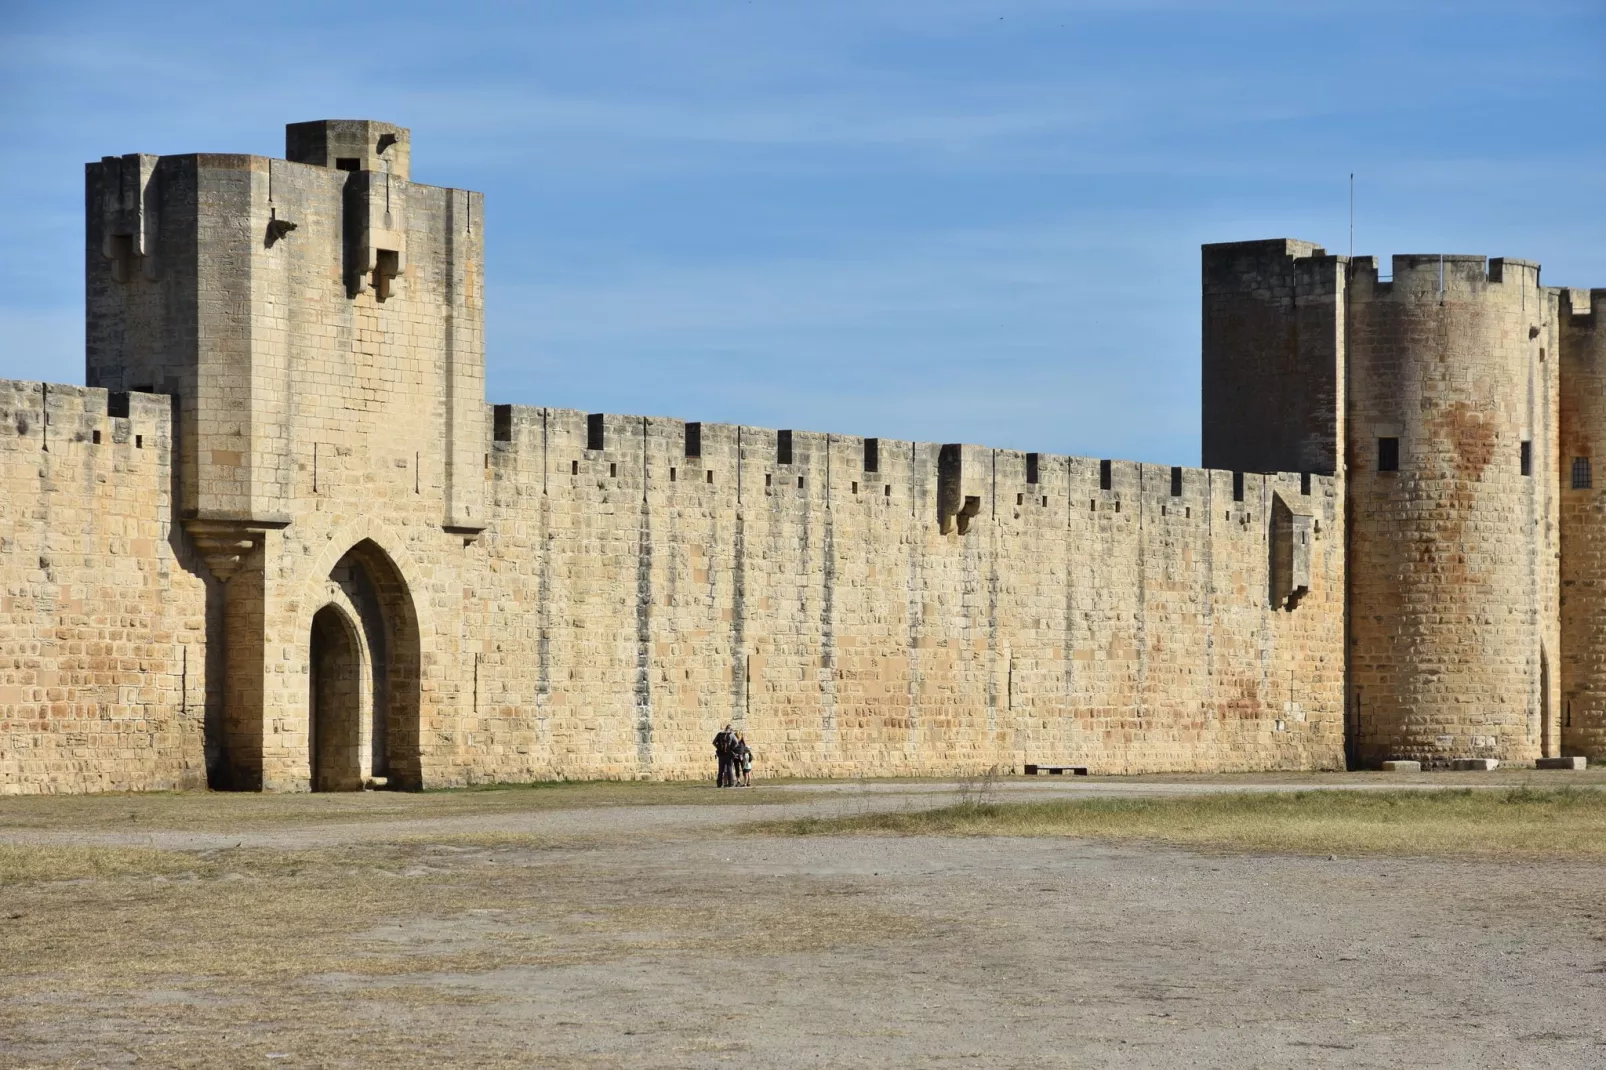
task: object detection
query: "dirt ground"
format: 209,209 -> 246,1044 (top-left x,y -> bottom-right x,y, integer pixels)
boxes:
3,772 -> 1606,1068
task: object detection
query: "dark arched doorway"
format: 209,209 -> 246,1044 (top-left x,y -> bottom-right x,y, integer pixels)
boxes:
310,604 -> 363,791
309,540 -> 423,791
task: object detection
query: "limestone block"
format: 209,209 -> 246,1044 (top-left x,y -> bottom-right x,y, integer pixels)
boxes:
1536,756 -> 1587,770
1380,760 -> 1422,772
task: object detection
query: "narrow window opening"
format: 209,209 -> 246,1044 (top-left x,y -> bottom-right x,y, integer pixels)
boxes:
1520,440 -> 1532,476
797,475 -> 804,489
852,481 -> 858,494
685,422 -> 702,459
1026,453 -> 1040,484
1016,493 -> 1024,506
335,157 -> 361,172
571,459 -> 579,475
884,484 -> 891,497
1541,347 -> 1547,362
1099,459 -> 1112,491
1232,471 -> 1244,501
864,438 -> 879,473
1378,437 -> 1400,473
777,430 -> 793,465
609,462 -> 617,478
1573,456 -> 1592,490
706,470 -> 714,485
1185,507 -> 1191,518
1114,500 -> 1121,513
1161,504 -> 1167,516
92,429 -> 101,445
1090,499 -> 1096,511
1300,471 -> 1311,495
586,413 -> 605,452
1170,466 -> 1183,497
492,403 -> 513,442
765,473 -> 772,488
1041,495 -> 1047,507
484,453 -> 489,469
135,435 -> 143,449
670,467 -> 677,482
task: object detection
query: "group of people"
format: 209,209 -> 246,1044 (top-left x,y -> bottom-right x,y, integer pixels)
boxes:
712,724 -> 753,787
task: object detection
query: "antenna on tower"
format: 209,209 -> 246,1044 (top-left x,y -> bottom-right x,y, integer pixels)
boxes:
1348,173 -> 1354,258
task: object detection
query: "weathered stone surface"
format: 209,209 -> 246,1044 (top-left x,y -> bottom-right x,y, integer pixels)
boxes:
1536,756 -> 1587,770
1450,758 -> 1500,772
1380,760 -> 1423,773
5,119 -> 1602,794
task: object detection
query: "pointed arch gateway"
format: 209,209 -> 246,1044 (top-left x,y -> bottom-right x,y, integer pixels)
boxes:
308,539 -> 423,791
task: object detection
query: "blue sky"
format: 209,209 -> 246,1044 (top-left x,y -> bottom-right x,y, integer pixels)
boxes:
4,1 -> 1603,463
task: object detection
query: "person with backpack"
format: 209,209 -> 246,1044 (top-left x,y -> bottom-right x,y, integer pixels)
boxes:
712,724 -> 735,787
734,732 -> 753,787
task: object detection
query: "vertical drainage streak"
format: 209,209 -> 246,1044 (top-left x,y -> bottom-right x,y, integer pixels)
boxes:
820,435 -> 837,756
731,428 -> 747,726
536,410 -> 552,717
635,417 -> 654,768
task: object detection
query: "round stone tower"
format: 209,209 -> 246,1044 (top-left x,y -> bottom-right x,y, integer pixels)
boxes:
1346,254 -> 1559,767
1560,288 -> 1606,758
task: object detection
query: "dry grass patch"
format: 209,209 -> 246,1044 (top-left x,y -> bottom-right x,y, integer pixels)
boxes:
761,786 -> 1606,859
0,778 -> 790,833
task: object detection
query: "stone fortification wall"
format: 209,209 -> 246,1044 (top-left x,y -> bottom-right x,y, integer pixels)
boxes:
463,407 -> 1347,780
0,382 -> 210,793
1561,288 -> 1606,758
1346,255 -> 1560,766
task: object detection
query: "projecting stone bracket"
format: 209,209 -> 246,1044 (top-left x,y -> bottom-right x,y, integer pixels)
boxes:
183,517 -> 291,583
344,170 -> 407,299
1271,493 -> 1313,610
938,443 -> 989,535
443,522 -> 487,546
100,153 -> 160,282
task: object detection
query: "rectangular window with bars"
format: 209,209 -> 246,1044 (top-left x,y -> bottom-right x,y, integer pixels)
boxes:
1574,456 -> 1592,490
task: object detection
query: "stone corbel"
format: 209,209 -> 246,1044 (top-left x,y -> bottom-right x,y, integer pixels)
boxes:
183,517 -> 290,583
101,154 -> 159,282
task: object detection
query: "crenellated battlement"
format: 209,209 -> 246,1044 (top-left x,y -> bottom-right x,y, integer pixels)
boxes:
480,400 -> 1334,549
0,379 -> 170,455
1348,253 -> 1544,299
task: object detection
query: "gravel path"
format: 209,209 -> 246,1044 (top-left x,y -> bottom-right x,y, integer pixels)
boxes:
4,775 -> 1605,1068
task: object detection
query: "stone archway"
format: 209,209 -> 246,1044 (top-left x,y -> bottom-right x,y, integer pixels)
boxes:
310,604 -> 364,791
316,540 -> 423,790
